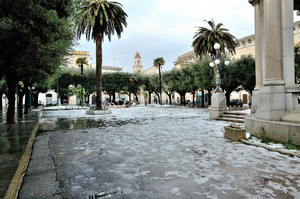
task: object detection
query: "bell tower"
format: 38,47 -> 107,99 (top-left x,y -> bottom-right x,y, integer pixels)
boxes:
133,52 -> 143,74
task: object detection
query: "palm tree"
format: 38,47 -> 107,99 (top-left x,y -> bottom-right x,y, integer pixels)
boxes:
192,19 -> 238,58
76,0 -> 127,110
153,57 -> 165,106
76,57 -> 88,106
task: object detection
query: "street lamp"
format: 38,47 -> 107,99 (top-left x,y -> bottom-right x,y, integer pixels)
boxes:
78,63 -> 84,107
209,43 -> 230,93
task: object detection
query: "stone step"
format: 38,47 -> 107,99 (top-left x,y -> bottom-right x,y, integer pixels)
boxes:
220,114 -> 245,119
223,111 -> 247,115
215,117 -> 244,123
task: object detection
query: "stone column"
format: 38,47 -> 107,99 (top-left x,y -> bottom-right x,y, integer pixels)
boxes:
251,0 -> 263,89
256,0 -> 286,120
264,0 -> 284,85
281,0 -> 295,87
249,0 -> 263,114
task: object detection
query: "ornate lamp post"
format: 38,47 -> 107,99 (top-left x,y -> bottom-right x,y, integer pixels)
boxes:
209,43 -> 230,93
78,63 -> 84,107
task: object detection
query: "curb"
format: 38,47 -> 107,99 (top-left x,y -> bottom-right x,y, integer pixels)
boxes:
221,127 -> 300,158
240,139 -> 300,158
4,111 -> 42,199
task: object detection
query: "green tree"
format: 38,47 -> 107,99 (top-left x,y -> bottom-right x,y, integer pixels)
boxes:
162,71 -> 176,105
0,0 -> 75,123
76,0 -> 127,110
72,84 -> 86,105
192,19 -> 238,58
172,69 -> 190,105
52,70 -> 74,105
220,62 -> 242,107
141,75 -> 155,104
125,75 -> 142,102
150,75 -> 161,104
237,55 -> 256,95
153,57 -> 165,106
83,69 -> 97,104
194,57 -> 215,105
103,72 -> 128,103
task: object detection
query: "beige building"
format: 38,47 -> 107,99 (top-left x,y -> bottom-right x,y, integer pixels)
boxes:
65,51 -> 91,69
174,20 -> 300,69
174,51 -> 197,69
232,20 -> 300,60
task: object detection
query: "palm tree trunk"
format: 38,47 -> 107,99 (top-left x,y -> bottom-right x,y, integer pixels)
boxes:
95,37 -> 103,110
158,65 -> 162,106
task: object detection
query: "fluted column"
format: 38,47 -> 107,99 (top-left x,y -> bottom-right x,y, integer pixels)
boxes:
263,0 -> 285,85
250,0 -> 263,89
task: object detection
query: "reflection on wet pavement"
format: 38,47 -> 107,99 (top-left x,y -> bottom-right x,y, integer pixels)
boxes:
38,117 -> 140,134
0,109 -> 41,198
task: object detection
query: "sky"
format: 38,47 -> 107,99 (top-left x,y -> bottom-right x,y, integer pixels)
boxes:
74,0 -> 300,73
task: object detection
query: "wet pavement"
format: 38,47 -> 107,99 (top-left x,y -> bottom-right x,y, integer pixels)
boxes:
19,107 -> 300,199
0,108 -> 41,198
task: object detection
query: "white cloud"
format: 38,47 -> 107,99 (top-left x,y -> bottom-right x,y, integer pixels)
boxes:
75,0 -> 300,73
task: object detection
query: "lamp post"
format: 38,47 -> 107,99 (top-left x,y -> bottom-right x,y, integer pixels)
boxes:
57,71 -> 59,106
68,84 -> 75,105
209,43 -> 230,93
78,63 -> 84,107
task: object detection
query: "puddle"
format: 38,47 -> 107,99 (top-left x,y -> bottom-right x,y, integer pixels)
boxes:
38,117 -> 140,134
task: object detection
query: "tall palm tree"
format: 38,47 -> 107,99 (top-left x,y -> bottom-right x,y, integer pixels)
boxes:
192,19 -> 238,58
153,57 -> 165,106
76,57 -> 88,106
76,0 -> 127,110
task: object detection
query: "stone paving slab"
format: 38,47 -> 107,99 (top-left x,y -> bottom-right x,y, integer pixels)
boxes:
18,134 -> 59,199
18,108 -> 300,199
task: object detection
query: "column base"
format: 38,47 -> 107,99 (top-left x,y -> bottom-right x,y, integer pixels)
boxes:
209,92 -> 227,119
256,85 -> 286,121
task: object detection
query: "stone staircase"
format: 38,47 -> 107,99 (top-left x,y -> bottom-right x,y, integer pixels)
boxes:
216,111 -> 246,123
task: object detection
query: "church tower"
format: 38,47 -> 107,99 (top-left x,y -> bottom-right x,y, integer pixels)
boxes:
133,52 -> 143,74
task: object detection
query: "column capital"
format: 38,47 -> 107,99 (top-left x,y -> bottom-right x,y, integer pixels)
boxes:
249,0 -> 260,6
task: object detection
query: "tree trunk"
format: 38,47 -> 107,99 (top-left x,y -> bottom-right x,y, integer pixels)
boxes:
168,94 -> 172,105
0,92 -> 2,110
95,36 -> 103,110
201,89 -> 205,108
208,90 -> 212,105
148,92 -> 152,104
192,91 -> 195,106
126,93 -> 131,102
113,93 -> 116,103
33,92 -> 39,108
24,87 -> 30,114
85,93 -> 90,104
134,93 -> 138,102
6,77 -> 16,124
225,92 -> 230,107
158,65 -> 162,106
